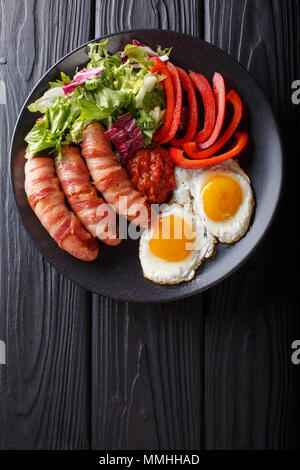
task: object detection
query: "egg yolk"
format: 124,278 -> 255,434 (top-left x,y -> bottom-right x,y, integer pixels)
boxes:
201,174 -> 243,221
149,214 -> 195,262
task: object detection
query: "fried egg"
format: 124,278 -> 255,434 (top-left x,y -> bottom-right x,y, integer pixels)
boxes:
139,204 -> 216,285
173,160 -> 255,244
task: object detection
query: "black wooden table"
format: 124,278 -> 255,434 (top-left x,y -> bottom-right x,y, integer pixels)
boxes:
0,0 -> 299,450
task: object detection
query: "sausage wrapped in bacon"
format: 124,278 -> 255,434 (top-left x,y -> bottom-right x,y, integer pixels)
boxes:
55,146 -> 121,246
24,157 -> 99,262
81,123 -> 150,227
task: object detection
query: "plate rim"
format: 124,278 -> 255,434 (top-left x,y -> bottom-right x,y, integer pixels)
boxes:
10,29 -> 284,303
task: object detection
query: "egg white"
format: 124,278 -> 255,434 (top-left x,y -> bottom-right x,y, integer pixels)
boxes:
139,204 -> 216,285
171,166 -> 197,211
173,160 -> 255,244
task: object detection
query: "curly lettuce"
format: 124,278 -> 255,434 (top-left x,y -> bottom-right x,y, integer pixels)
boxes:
25,39 -> 169,160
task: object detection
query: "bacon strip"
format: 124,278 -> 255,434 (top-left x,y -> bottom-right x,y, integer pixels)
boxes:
24,157 -> 99,262
81,123 -> 150,227
55,146 -> 121,246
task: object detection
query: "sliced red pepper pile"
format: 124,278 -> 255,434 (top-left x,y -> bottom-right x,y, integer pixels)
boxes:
150,61 -> 248,168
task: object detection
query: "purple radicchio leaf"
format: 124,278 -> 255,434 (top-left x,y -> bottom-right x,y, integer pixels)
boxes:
105,113 -> 144,163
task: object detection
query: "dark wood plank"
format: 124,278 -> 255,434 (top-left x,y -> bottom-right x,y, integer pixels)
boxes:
95,0 -> 202,36
204,0 -> 300,449
92,0 -> 204,450
91,297 -> 205,450
0,0 -> 93,449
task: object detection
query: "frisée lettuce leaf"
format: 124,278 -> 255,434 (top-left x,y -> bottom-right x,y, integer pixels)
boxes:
135,109 -> 157,146
25,97 -> 80,162
49,71 -> 72,88
28,87 -> 65,113
142,84 -> 165,110
68,119 -> 93,144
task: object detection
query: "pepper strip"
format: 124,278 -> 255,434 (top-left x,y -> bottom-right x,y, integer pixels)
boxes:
183,89 -> 243,160
149,57 -> 175,142
197,72 -> 226,148
189,71 -> 216,143
169,132 -> 248,168
170,67 -> 198,146
159,62 -> 183,143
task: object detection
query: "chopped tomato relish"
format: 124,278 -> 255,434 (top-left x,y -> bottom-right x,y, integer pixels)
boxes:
126,145 -> 175,204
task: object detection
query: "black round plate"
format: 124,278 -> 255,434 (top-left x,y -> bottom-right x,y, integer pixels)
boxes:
10,30 -> 283,303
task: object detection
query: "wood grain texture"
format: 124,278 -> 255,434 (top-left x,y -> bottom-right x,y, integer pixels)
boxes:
17,0 -> 35,80
92,296 -> 205,449
204,0 -> 300,450
95,0 -> 202,36
0,0 -> 94,449
92,0 -> 204,450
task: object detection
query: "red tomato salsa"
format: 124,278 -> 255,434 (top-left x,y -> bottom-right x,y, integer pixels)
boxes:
127,145 -> 175,204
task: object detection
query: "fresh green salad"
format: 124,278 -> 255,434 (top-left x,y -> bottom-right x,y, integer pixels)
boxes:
25,40 -> 172,162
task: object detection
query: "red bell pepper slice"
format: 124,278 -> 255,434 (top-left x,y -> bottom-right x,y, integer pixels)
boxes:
170,67 -> 198,146
169,132 -> 248,168
159,62 -> 183,143
149,57 -> 175,142
190,71 -> 216,143
183,89 -> 243,160
196,72 -> 226,148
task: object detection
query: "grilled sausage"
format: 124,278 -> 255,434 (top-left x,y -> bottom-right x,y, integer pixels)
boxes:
24,157 -> 99,261
55,146 -> 121,246
81,123 -> 150,227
